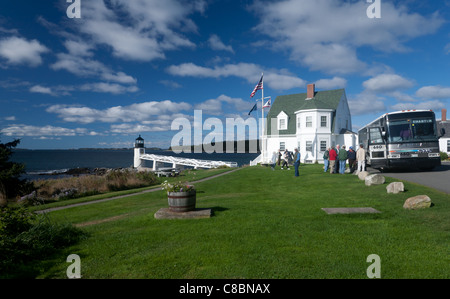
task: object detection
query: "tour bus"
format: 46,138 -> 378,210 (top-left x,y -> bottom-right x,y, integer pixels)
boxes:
358,110 -> 442,171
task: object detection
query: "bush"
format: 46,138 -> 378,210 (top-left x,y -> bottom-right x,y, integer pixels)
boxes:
440,151 -> 449,161
0,205 -> 87,278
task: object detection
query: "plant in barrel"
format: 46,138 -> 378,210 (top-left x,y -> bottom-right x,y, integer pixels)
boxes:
161,181 -> 196,212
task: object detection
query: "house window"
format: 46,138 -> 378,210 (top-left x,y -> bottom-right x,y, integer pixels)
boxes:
321,116 -> 327,127
320,141 -> 327,152
277,112 -> 288,130
297,117 -> 301,129
306,116 -> 312,128
280,142 -> 286,151
306,141 -> 313,152
447,140 -> 450,152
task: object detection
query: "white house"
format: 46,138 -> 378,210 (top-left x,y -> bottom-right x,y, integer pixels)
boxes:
262,84 -> 357,164
437,108 -> 450,155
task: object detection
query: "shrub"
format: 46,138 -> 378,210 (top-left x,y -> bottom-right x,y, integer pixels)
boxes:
440,151 -> 449,161
0,205 -> 87,278
0,205 -> 35,238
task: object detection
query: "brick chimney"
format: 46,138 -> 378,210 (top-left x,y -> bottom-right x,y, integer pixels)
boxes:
442,108 -> 447,122
307,84 -> 315,99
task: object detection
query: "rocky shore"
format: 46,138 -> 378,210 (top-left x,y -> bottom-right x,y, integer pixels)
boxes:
38,167 -> 136,177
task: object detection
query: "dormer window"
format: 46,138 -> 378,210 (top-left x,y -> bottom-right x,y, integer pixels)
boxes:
277,111 -> 288,130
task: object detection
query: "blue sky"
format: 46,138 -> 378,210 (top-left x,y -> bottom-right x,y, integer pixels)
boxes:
1,0 -> 449,149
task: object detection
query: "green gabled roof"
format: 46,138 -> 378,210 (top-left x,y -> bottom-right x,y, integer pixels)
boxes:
266,88 -> 345,135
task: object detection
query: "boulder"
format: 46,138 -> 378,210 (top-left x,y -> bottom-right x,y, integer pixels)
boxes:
365,174 -> 385,186
358,171 -> 370,180
386,182 -> 404,194
403,195 -> 431,210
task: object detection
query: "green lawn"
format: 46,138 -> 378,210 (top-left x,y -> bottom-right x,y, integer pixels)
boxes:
32,165 -> 449,278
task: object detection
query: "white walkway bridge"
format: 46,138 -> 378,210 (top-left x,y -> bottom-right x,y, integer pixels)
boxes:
139,153 -> 238,170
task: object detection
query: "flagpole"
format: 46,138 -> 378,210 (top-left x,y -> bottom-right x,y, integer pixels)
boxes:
261,73 -> 264,163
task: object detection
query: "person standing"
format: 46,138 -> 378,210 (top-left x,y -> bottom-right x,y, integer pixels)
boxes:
323,147 -> 330,173
334,144 -> 340,174
281,149 -> 290,170
329,146 -> 337,174
338,145 -> 348,174
294,148 -> 301,177
347,146 -> 356,173
356,144 -> 366,173
277,149 -> 282,166
270,151 -> 277,171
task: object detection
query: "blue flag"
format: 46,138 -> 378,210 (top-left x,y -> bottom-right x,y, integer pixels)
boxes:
248,103 -> 257,115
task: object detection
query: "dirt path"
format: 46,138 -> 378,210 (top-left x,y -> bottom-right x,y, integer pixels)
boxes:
36,168 -> 242,214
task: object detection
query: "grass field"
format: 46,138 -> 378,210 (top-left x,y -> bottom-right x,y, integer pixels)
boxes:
31,164 -> 449,279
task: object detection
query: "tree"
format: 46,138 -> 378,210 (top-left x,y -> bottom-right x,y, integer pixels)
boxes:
0,138 -> 29,200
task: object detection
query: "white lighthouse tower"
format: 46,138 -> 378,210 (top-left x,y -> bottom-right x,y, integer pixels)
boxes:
134,135 -> 145,169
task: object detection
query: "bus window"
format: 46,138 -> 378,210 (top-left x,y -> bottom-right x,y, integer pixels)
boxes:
369,128 -> 384,144
411,119 -> 436,140
388,120 -> 411,142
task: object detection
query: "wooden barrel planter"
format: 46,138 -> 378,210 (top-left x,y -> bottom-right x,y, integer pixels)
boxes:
167,190 -> 196,212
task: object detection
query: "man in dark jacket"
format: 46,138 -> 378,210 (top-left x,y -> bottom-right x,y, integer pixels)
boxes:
347,146 -> 356,173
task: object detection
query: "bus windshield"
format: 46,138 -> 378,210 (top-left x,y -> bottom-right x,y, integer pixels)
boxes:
388,118 -> 437,142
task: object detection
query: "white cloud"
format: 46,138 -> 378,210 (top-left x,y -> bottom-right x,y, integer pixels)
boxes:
389,100 -> 446,112
348,91 -> 386,116
208,34 -> 234,53
30,85 -> 54,95
77,0 -> 205,61
63,40 -> 94,57
251,0 -> 444,74
110,123 -> 169,134
416,85 -> 450,99
80,82 -> 139,94
363,74 -> 414,93
0,36 -> 49,66
159,80 -> 182,89
195,94 -> 248,115
0,124 -> 91,137
46,100 -> 192,124
167,62 -> 305,90
314,77 -> 347,89
51,53 -> 137,85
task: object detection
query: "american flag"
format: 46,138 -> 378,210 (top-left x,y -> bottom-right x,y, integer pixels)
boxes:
250,74 -> 263,98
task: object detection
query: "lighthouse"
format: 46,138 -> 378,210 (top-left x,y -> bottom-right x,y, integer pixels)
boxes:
134,135 -> 145,169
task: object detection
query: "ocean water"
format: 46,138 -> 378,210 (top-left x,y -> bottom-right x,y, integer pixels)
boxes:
11,149 -> 259,180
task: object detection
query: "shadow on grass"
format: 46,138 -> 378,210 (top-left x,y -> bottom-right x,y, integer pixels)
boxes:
210,206 -> 229,217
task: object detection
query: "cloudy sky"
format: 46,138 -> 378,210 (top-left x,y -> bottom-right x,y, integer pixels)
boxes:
1,0 -> 449,149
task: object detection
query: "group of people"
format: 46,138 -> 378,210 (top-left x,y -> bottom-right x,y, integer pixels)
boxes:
268,144 -> 366,177
271,148 -> 301,177
323,144 -> 366,174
